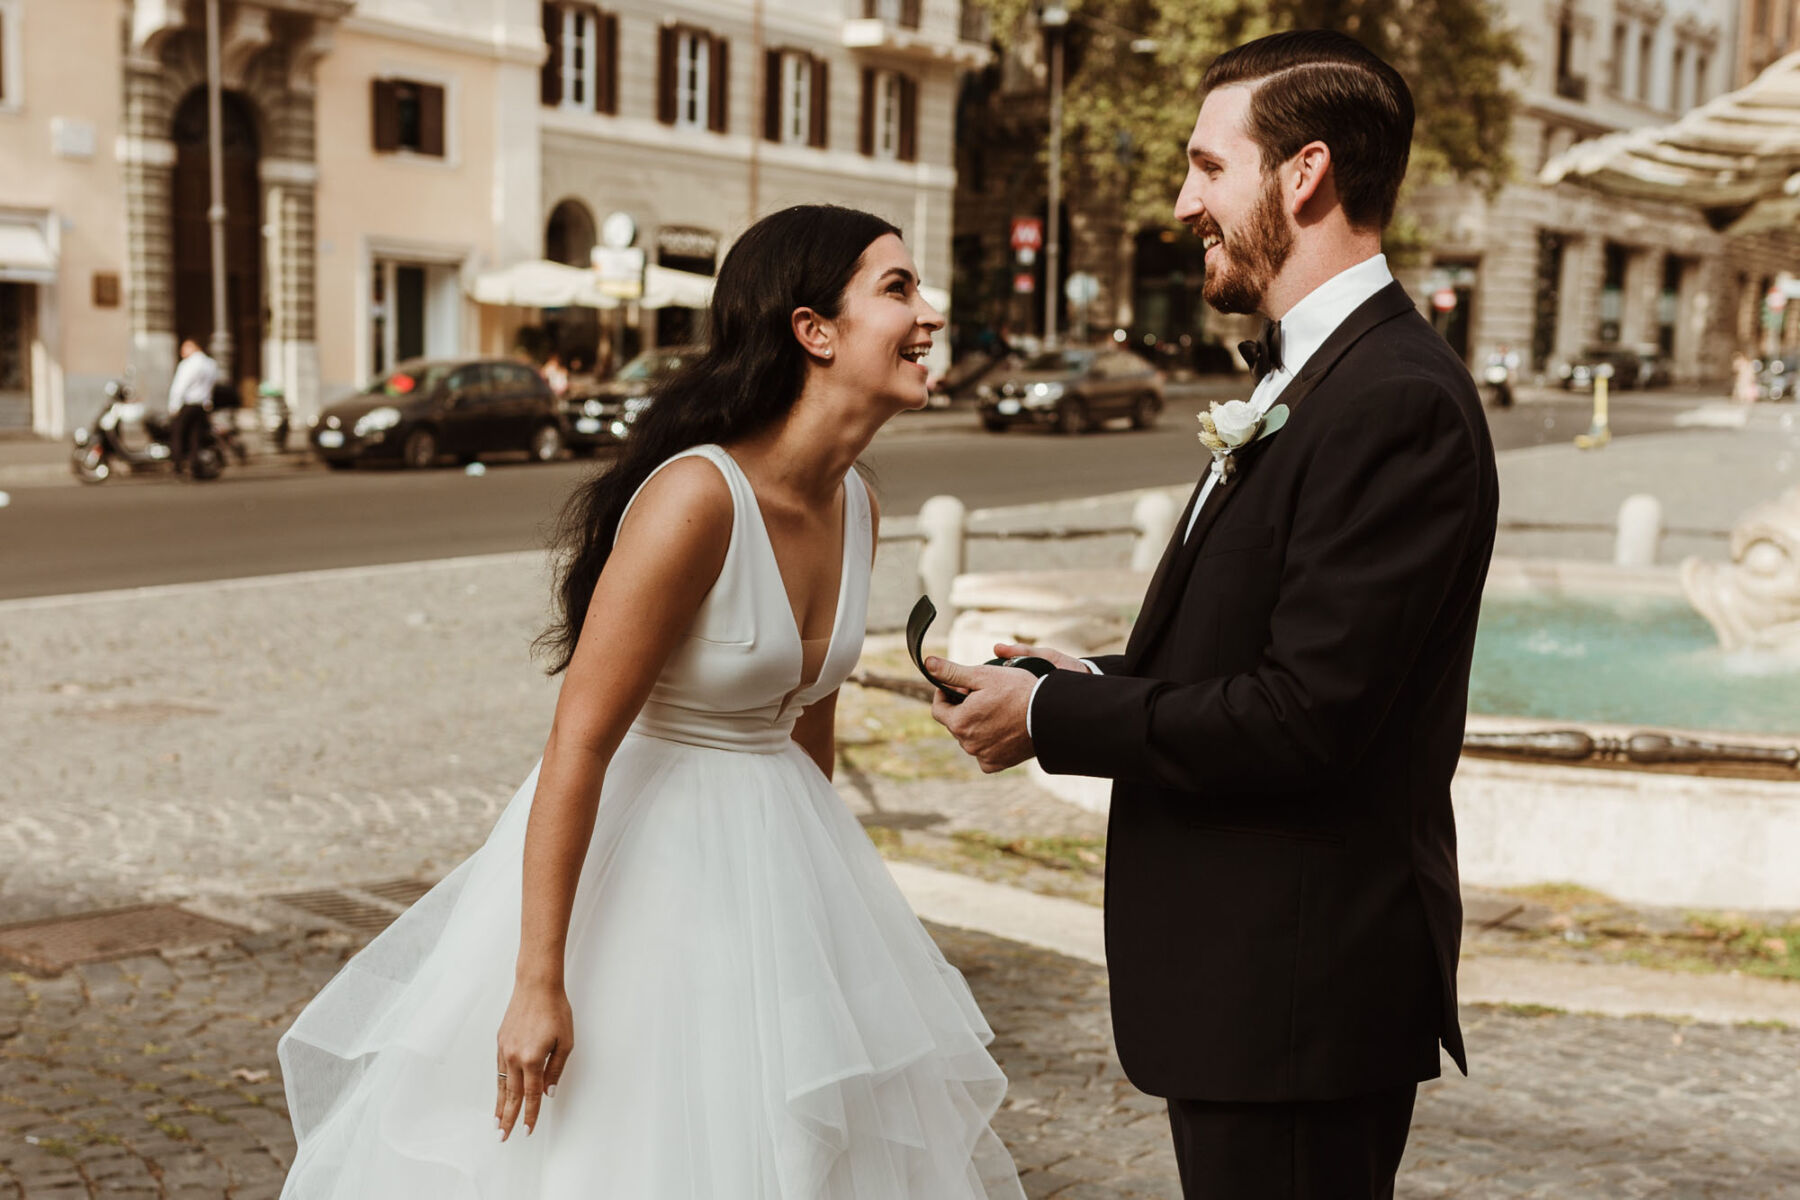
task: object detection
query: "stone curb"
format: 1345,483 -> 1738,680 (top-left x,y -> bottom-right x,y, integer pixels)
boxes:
886,860 -> 1800,1027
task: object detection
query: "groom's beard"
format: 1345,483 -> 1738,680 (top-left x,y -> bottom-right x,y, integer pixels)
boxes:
1200,171 -> 1295,316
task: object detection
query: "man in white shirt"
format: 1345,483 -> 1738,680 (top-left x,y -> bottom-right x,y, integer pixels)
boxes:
929,29 -> 1499,1200
166,338 -> 219,475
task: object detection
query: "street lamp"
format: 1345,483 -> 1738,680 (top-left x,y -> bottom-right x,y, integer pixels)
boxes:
204,0 -> 233,379
1041,2 -> 1068,349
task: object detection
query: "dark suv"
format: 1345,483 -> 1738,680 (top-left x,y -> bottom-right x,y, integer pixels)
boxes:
311,358 -> 565,469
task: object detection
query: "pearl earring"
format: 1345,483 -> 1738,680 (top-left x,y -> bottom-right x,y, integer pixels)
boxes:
822,349 -> 833,358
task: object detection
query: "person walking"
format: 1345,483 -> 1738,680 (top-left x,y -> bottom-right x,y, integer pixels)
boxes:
166,338 -> 219,476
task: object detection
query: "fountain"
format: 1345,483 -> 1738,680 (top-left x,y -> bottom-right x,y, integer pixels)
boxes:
1681,484 -> 1800,654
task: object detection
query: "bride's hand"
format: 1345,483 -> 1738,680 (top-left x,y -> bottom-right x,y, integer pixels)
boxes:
992,643 -> 1090,674
495,980 -> 574,1141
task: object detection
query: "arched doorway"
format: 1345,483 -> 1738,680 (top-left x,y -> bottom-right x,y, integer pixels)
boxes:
544,199 -> 602,372
171,89 -> 262,389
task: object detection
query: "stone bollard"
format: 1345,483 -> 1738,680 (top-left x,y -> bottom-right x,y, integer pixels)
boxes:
916,494 -> 967,622
1614,493 -> 1664,567
1131,492 -> 1178,571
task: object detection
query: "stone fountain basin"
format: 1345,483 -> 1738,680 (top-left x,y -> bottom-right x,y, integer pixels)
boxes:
952,559 -> 1800,912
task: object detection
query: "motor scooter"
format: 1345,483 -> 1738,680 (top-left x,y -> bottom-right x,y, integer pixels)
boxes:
69,380 -> 226,484
1481,351 -> 1517,409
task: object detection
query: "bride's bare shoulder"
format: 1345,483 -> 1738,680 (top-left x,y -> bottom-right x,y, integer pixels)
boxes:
615,454 -> 734,557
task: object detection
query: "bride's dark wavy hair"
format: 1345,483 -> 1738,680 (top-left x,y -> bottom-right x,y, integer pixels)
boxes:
534,203 -> 902,675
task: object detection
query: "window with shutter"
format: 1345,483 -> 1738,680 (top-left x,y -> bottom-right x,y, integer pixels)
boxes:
708,35 -> 729,132
672,28 -> 712,130
599,12 -> 619,114
541,3 -> 563,105
763,49 -> 783,142
858,67 -> 875,156
765,51 -> 813,145
899,0 -> 921,30
809,56 -> 829,149
897,73 -> 916,162
866,69 -> 907,161
658,26 -> 678,125
373,78 -> 447,158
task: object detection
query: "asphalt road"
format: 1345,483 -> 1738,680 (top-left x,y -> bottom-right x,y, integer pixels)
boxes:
0,385 -> 1707,599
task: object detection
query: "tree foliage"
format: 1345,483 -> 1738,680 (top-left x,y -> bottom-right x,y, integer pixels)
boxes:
979,0 -> 1525,237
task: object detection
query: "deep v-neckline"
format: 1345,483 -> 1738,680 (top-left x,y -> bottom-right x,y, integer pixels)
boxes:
718,448 -> 851,697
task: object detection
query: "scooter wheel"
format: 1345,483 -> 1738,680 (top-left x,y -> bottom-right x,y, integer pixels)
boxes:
71,445 -> 111,484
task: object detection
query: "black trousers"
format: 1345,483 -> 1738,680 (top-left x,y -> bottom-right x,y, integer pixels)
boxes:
1166,1082 -> 1418,1200
170,403 -> 209,472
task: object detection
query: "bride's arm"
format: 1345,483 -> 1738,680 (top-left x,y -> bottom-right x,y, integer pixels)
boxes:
496,458 -> 732,1142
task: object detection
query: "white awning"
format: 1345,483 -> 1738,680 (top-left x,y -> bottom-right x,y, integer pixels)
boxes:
469,259 -> 619,309
1542,51 -> 1800,233
0,222 -> 56,284
639,264 -> 715,309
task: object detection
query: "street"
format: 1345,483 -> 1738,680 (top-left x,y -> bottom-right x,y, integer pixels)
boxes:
0,384 -> 1713,600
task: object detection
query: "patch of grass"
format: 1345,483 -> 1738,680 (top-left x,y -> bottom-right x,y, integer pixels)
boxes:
1736,1018 -> 1793,1031
1488,1002 -> 1565,1018
1499,882 -> 1615,911
146,1116 -> 190,1140
32,1136 -> 77,1158
951,831 -> 1105,876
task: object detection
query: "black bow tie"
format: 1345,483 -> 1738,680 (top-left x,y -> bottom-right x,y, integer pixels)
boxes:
1238,320 -> 1283,383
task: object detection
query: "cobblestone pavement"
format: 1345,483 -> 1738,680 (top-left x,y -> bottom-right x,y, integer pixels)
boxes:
3,920 -> 1796,1198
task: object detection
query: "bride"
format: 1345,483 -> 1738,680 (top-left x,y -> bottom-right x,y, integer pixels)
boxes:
277,205 -> 1026,1198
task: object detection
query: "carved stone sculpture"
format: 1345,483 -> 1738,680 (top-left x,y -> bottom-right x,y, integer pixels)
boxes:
1681,484 -> 1800,652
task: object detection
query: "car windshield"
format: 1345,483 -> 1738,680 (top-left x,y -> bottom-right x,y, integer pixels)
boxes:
615,352 -> 686,382
364,364 -> 452,397
1018,350 -> 1095,373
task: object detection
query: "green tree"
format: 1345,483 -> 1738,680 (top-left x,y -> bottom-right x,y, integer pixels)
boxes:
980,0 -> 1524,250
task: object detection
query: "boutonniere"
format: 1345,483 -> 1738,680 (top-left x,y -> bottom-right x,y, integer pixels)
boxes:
1196,402 -> 1289,481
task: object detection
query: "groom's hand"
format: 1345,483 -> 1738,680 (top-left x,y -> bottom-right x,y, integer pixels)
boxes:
927,657 -> 1038,773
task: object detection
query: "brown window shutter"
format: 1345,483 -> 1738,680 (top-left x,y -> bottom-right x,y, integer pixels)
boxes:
897,73 -> 917,162
708,35 -> 729,132
657,25 -> 677,124
858,67 -> 875,156
809,56 -> 829,148
763,49 -> 783,141
862,0 -> 877,17
541,4 -> 563,106
372,79 -> 400,151
419,83 -> 447,157
599,12 -> 619,113
900,0 -> 921,29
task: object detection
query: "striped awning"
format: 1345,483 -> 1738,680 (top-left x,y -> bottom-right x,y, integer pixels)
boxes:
1541,51 -> 1800,234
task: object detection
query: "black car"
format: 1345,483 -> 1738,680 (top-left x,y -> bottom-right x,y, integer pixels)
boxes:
310,359 -> 564,469
975,348 -> 1164,434
1554,345 -> 1667,391
562,347 -> 699,453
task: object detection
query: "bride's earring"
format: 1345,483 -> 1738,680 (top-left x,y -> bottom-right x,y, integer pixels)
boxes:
822,348 -> 833,359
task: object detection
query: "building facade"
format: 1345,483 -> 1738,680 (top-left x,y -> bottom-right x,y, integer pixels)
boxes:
532,0 -> 985,372
1405,0 -> 1800,381
0,0 -> 983,436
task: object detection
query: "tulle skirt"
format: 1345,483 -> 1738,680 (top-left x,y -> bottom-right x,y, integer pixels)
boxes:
277,731 -> 1025,1198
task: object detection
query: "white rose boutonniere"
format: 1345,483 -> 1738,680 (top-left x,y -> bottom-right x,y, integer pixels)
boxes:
1197,401 -> 1289,481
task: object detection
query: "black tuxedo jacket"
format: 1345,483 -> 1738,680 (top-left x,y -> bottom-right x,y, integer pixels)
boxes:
1034,282 -> 1497,1103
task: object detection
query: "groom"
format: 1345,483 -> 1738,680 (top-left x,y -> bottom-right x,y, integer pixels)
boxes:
930,30 -> 1498,1198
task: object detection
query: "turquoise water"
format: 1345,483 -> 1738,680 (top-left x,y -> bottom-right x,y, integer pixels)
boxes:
1470,593 -> 1800,735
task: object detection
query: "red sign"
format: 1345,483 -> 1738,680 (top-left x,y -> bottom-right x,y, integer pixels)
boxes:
1013,271 -> 1036,295
1431,288 -> 1458,313
1010,218 -> 1044,253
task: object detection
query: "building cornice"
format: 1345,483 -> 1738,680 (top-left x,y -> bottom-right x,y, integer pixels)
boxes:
539,108 -> 956,190
339,13 -> 546,66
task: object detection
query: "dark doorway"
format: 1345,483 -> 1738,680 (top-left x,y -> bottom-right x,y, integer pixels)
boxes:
544,200 -> 601,371
172,89 -> 262,389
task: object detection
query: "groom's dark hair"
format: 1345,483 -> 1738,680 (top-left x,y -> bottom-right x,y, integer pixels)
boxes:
1203,30 -> 1413,230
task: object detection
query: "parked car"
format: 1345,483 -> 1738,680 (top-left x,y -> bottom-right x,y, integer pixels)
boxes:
975,347 -> 1164,434
1554,346 -> 1648,391
310,358 -> 564,469
561,346 -> 699,453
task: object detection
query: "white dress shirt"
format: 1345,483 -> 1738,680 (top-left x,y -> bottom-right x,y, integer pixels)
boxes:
167,351 -> 220,414
1025,253 -> 1396,738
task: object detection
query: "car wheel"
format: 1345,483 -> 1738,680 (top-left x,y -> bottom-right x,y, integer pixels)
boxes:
325,460 -> 354,471
1056,399 -> 1088,435
529,422 -> 564,462
981,416 -> 1008,433
1130,392 -> 1161,430
403,427 -> 438,469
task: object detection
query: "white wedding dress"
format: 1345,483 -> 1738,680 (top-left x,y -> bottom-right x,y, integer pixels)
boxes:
278,444 -> 1025,1199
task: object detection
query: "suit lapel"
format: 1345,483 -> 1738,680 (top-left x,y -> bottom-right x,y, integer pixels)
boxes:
1123,282 -> 1419,671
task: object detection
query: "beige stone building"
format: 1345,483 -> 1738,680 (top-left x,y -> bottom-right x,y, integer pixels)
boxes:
1405,0 -> 1800,381
532,0 -> 986,368
0,0 -> 983,436
0,0 -> 538,435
